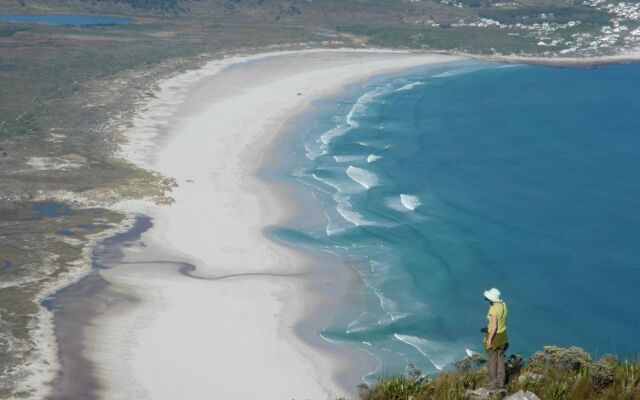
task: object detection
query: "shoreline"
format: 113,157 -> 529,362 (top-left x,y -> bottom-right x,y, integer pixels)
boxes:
76,49 -> 464,398
28,46 -> 640,398
473,50 -> 640,67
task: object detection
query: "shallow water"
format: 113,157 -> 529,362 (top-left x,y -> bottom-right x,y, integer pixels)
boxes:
272,60 -> 640,378
42,215 -> 151,399
33,202 -> 72,217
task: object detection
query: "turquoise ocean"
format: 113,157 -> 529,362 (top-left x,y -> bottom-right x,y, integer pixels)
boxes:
269,60 -> 640,378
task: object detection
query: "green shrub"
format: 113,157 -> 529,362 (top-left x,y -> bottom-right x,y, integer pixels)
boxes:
528,346 -> 592,372
592,355 -> 618,390
506,354 -> 526,378
453,353 -> 486,373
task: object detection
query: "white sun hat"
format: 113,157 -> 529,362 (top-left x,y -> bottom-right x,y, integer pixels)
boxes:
484,288 -> 503,303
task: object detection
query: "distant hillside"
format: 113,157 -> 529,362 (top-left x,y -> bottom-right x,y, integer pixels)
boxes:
80,0 -> 187,11
20,0 -> 637,56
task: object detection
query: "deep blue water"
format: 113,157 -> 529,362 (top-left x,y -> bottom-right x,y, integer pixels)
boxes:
0,14 -> 132,25
272,60 -> 640,379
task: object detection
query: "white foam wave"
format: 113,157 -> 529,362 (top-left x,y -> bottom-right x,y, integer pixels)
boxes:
466,348 -> 481,357
346,105 -> 363,128
325,222 -> 346,236
393,334 -> 454,371
376,293 -> 408,322
346,166 -> 379,189
346,87 -> 385,128
370,259 -> 394,276
497,64 -> 523,69
336,203 -> 371,226
305,142 -> 326,160
333,155 -> 366,163
400,194 -> 422,211
346,311 -> 379,333
311,169 -> 363,195
311,86 -> 391,157
321,202 -> 346,236
362,260 -> 409,322
345,294 -> 406,333
320,126 -> 350,145
396,81 -> 425,92
385,195 -> 421,214
432,65 -> 491,78
312,172 -> 343,193
367,154 -> 382,163
357,142 -> 392,150
318,332 -> 341,345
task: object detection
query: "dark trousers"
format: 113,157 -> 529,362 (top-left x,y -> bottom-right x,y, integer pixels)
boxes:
487,343 -> 508,388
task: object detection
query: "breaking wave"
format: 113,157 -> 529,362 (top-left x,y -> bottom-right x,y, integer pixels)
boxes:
334,155 -> 366,163
346,166 -> 379,189
393,334 -> 456,371
320,126 -> 350,146
396,81 -> 425,92
400,194 -> 421,211
336,203 -> 373,226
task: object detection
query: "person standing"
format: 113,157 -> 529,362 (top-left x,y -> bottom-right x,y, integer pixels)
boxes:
483,288 -> 508,389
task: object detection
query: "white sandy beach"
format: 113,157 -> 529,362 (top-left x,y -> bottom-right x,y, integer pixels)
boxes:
85,49 -> 462,399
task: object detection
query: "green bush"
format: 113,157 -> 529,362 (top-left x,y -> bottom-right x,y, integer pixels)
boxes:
528,346 -> 592,372
453,353 -> 486,373
592,355 -> 617,390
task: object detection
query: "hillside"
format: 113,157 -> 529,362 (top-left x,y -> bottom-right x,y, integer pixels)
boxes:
7,0 -> 640,55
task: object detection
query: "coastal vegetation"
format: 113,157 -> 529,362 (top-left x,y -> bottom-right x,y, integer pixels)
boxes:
0,2 -> 324,394
0,202 -> 125,397
81,0 -> 186,12
359,346 -> 640,400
